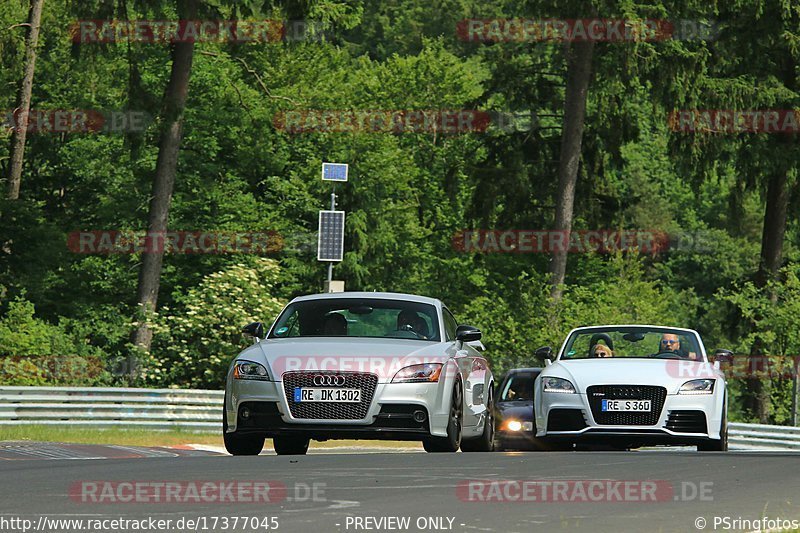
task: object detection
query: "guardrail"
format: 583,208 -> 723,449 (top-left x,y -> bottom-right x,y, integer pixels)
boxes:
728,422 -> 800,450
0,386 -> 223,432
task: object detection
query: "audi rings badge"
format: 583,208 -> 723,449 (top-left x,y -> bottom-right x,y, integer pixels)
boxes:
313,374 -> 346,386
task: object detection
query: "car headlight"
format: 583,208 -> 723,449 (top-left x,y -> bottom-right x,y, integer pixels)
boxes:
504,420 -> 533,432
391,363 -> 442,383
679,379 -> 715,394
233,361 -> 270,381
542,377 -> 577,394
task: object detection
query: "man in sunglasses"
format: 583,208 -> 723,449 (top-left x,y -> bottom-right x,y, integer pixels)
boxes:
659,333 -> 698,360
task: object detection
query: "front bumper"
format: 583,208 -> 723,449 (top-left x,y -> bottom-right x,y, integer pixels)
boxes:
536,389 -> 723,445
233,401 -> 431,440
495,429 -> 541,450
226,378 -> 450,439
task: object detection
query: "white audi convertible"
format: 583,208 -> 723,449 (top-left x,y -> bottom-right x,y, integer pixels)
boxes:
223,292 -> 494,455
534,325 -> 729,451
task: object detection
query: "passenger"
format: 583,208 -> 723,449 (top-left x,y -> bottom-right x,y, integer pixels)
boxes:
588,333 -> 614,357
591,344 -> 614,358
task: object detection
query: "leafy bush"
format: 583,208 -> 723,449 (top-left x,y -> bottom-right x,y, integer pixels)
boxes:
719,264 -> 800,424
149,258 -> 286,389
0,296 -> 111,385
0,298 -> 54,357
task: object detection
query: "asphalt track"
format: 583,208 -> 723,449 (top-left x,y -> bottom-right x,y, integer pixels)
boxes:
0,443 -> 798,533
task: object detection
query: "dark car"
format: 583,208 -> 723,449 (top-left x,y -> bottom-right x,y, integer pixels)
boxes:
493,367 -> 543,451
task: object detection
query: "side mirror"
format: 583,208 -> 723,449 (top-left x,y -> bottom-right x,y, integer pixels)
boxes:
456,325 -> 482,343
712,349 -> 733,364
535,346 -> 554,361
242,322 -> 265,340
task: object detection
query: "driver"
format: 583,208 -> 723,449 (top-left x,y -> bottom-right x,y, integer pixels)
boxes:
659,333 -> 698,360
396,310 -> 429,339
321,312 -> 348,336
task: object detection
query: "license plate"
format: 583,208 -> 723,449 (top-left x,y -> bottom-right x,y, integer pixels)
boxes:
293,387 -> 361,403
601,399 -> 651,412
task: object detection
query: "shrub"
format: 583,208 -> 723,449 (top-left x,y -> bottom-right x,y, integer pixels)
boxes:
0,296 -> 111,385
149,258 -> 286,389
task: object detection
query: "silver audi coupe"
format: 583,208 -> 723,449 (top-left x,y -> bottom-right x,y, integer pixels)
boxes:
223,292 -> 494,455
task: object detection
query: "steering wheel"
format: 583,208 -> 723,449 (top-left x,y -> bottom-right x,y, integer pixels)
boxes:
400,327 -> 426,339
651,351 -> 689,359
385,325 -> 426,339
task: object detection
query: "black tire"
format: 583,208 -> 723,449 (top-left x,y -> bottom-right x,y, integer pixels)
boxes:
698,399 -> 728,452
461,387 -> 494,452
222,406 -> 265,456
273,436 -> 310,455
423,380 -> 463,453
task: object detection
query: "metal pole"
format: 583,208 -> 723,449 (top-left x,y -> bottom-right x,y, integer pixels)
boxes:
792,356 -> 798,426
326,185 -> 336,290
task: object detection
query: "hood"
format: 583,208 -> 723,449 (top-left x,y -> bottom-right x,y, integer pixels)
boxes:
542,358 -> 723,394
235,337 -> 451,383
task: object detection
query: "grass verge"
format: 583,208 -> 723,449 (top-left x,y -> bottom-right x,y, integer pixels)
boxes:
0,425 -> 422,449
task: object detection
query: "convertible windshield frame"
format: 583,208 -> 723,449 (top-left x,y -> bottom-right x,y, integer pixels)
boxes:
267,297 -> 442,342
558,326 -> 706,362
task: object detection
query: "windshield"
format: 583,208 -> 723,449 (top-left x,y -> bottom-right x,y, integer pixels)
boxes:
268,298 -> 441,341
561,327 -> 704,361
498,373 -> 536,402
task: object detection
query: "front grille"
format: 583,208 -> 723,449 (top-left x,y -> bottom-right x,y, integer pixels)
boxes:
547,409 -> 588,431
587,385 -> 667,426
664,410 -> 707,433
283,371 -> 378,420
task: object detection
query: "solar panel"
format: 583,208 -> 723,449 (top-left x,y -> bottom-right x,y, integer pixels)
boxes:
322,162 -> 348,182
317,210 -> 345,261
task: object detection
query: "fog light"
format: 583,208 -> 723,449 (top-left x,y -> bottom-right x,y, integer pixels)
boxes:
240,407 -> 251,420
413,410 -> 427,423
